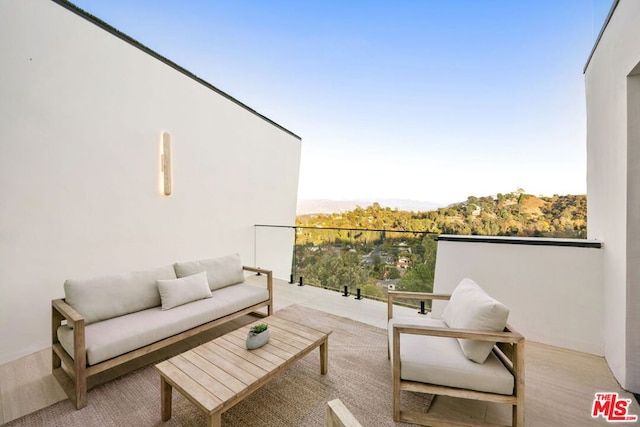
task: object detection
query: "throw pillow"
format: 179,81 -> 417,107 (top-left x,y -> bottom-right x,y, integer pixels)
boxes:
156,271 -> 212,310
442,278 -> 510,363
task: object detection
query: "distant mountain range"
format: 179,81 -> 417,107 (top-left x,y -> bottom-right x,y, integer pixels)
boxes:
297,198 -> 442,215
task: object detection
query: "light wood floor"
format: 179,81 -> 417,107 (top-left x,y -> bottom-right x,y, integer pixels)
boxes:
1,279 -> 639,425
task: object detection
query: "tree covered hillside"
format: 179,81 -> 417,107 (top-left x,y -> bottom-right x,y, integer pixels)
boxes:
297,189 -> 586,239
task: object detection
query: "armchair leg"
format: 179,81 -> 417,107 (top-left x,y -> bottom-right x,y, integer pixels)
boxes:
513,403 -> 524,427
393,389 -> 401,422
392,328 -> 401,422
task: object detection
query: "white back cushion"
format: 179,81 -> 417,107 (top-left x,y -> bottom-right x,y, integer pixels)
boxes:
442,278 -> 509,363
64,265 -> 176,324
174,254 -> 245,290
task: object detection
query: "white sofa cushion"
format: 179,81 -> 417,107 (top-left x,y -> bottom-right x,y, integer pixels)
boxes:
442,278 -> 509,363
174,254 -> 245,290
389,316 -> 514,395
64,265 -> 176,325
58,283 -> 269,365
157,271 -> 212,310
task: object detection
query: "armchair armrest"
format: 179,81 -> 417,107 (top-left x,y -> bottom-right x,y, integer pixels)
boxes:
392,322 -> 524,344
392,322 -> 525,377
387,290 -> 451,320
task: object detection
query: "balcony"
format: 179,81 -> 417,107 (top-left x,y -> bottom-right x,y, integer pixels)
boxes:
2,228 -> 636,425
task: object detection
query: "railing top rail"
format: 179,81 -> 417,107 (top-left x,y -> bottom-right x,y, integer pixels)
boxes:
255,224 -> 435,234
437,234 -> 601,248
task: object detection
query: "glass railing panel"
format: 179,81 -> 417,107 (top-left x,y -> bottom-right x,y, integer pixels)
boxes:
253,224 -> 297,281
255,225 -> 439,312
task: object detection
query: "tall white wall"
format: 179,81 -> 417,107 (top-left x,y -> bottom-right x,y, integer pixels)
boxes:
585,0 -> 640,391
0,0 -> 300,364
433,237 -> 604,356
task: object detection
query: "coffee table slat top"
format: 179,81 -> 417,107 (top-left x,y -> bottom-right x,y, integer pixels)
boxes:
156,316 -> 331,416
180,351 -> 248,394
156,360 -> 224,413
216,335 -> 287,366
265,316 -> 328,340
223,330 -> 297,359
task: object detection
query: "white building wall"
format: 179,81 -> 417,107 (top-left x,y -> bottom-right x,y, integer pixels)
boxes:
585,0 -> 640,391
433,238 -> 604,356
0,0 -> 300,364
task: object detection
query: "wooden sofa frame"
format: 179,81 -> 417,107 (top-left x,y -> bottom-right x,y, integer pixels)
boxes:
388,290 -> 525,427
51,265 -> 272,410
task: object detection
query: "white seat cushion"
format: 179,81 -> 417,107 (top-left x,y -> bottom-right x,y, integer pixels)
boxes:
389,316 -> 514,395
442,278 -> 510,363
58,283 -> 269,365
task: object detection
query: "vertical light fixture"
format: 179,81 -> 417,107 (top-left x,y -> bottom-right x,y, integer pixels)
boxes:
161,131 -> 172,196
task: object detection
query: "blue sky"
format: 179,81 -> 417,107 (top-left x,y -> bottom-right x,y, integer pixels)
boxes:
72,0 -> 612,205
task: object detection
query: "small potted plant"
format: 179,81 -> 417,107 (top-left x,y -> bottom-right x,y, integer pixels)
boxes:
246,323 -> 269,350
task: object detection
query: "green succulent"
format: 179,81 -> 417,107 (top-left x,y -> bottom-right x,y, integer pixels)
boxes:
249,323 -> 268,335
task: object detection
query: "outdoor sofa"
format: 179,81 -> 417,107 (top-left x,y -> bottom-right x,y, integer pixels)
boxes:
51,253 -> 272,409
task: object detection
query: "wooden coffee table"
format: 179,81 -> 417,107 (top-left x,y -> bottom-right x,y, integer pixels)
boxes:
155,313 -> 332,426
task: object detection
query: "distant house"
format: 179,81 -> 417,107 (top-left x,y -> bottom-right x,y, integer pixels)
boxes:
397,257 -> 411,269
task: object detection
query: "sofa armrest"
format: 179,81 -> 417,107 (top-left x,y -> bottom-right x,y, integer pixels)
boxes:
51,299 -> 88,408
243,266 -> 273,315
387,290 -> 451,320
52,298 -> 84,325
243,265 -> 271,276
51,299 -> 87,369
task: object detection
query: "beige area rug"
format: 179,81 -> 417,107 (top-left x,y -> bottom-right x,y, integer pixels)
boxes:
7,305 -> 432,426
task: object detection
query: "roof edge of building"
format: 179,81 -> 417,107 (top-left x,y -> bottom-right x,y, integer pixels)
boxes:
51,0 -> 302,141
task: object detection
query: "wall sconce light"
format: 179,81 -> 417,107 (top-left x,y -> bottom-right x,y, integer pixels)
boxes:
161,131 -> 172,196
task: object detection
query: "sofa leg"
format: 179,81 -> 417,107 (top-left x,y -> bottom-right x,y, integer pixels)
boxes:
75,375 -> 88,409
52,348 -> 61,370
53,367 -> 88,409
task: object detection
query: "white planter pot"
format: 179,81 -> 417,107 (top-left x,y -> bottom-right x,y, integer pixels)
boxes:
246,329 -> 270,350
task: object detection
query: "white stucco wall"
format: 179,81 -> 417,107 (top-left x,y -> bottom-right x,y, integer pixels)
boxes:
585,0 -> 640,391
0,0 -> 300,364
433,238 -> 604,356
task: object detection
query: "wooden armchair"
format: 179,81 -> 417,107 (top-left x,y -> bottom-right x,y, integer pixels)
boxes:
387,279 -> 525,426
326,399 -> 363,427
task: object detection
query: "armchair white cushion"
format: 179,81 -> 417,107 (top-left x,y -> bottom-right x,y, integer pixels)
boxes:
442,278 -> 510,363
389,316 -> 514,395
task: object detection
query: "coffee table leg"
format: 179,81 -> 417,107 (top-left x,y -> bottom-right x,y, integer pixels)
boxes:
320,338 -> 328,375
161,376 -> 172,421
208,411 -> 222,427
